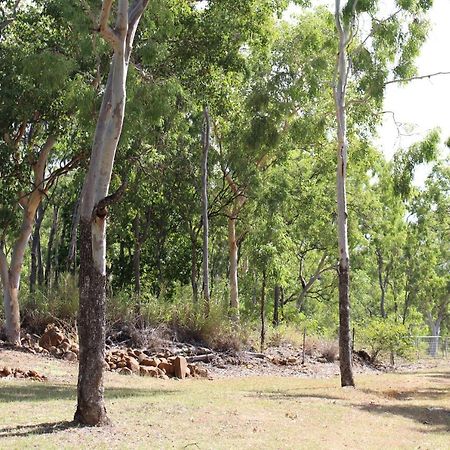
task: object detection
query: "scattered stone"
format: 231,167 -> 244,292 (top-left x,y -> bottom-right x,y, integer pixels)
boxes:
173,356 -> 188,379
63,351 -> 78,362
118,367 -> 133,376
159,361 -> 175,376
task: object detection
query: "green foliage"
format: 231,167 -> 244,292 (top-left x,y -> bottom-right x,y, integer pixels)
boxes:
359,318 -> 414,362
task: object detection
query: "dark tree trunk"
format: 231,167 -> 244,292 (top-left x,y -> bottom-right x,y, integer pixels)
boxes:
45,206 -> 58,287
191,236 -> 199,304
133,215 -> 141,297
74,219 -> 109,426
201,106 -> 210,312
338,264 -> 354,387
53,226 -> 60,287
67,196 -> 80,273
260,268 -> 267,352
376,249 -> 387,319
273,285 -> 280,326
30,204 -> 45,295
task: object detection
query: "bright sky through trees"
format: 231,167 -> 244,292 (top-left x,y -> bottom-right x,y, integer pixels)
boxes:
287,0 -> 450,185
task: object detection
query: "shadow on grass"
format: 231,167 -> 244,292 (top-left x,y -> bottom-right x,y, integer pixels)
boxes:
360,386 -> 450,402
246,390 -> 342,402
358,403 -> 450,433
0,420 -> 77,438
0,382 -> 175,403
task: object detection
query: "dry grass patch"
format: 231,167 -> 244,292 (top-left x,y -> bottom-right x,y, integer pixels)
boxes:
0,350 -> 449,449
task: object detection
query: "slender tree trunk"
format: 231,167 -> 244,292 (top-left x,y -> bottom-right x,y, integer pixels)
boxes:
67,196 -> 80,273
228,214 -> 239,318
30,205 -> 44,295
201,106 -> 210,312
2,206 -> 40,344
75,0 -> 149,426
45,206 -> 59,287
376,249 -> 387,318
273,285 -> 280,326
53,226 -> 61,287
133,215 -> 141,297
334,1 -> 355,387
260,268 -> 266,352
189,226 -> 199,304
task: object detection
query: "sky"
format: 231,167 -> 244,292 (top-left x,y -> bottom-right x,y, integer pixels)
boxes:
286,0 -> 450,184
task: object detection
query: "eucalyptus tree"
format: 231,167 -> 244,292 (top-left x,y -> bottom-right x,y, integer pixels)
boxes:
0,2 -> 93,344
75,0 -> 149,427
332,0 -> 432,386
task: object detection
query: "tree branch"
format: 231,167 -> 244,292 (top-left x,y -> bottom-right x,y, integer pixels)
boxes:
98,0 -> 120,49
385,71 -> 450,86
94,176 -> 128,219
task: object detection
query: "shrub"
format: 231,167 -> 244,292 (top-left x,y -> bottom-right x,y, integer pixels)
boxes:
319,339 -> 339,362
359,318 -> 414,363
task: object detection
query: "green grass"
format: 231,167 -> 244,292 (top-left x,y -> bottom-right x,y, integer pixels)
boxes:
0,350 -> 449,449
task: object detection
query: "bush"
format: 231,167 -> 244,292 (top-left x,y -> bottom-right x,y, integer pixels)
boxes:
319,339 -> 339,362
359,318 -> 414,363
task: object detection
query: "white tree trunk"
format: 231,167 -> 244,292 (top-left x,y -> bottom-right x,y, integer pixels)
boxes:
75,0 -> 149,427
1,135 -> 56,345
334,0 -> 355,387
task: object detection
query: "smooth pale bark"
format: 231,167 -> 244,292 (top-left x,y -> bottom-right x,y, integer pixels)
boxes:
226,174 -> 246,320
334,0 -> 355,387
201,106 -> 210,311
1,136 -> 56,345
75,0 -> 148,426
376,248 -> 390,319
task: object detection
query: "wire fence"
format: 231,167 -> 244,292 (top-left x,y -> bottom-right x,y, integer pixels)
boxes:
413,336 -> 449,359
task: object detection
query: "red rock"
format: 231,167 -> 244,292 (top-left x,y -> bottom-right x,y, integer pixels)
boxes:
173,356 -> 188,379
118,367 -> 132,376
140,357 -> 160,367
158,362 -> 175,376
126,357 -> 140,374
140,366 -> 159,377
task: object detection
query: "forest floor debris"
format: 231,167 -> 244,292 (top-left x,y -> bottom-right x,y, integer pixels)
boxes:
0,323 -> 387,381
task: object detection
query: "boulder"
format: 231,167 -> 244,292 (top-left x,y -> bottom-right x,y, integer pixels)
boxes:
140,357 -> 160,367
158,361 -> 175,376
140,366 -> 159,377
0,367 -> 12,377
118,367 -> 133,376
126,356 -> 140,374
39,325 -> 65,350
173,356 -> 188,379
63,351 -> 78,362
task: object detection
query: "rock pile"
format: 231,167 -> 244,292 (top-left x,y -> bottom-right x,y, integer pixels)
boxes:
0,366 -> 47,381
19,324 -> 209,380
105,348 -> 209,379
20,324 -> 79,362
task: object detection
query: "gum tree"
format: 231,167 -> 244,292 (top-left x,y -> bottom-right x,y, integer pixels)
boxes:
75,0 -> 148,426
332,0 -> 432,386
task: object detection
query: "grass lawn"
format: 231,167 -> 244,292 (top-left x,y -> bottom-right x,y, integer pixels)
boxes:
0,350 -> 449,449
